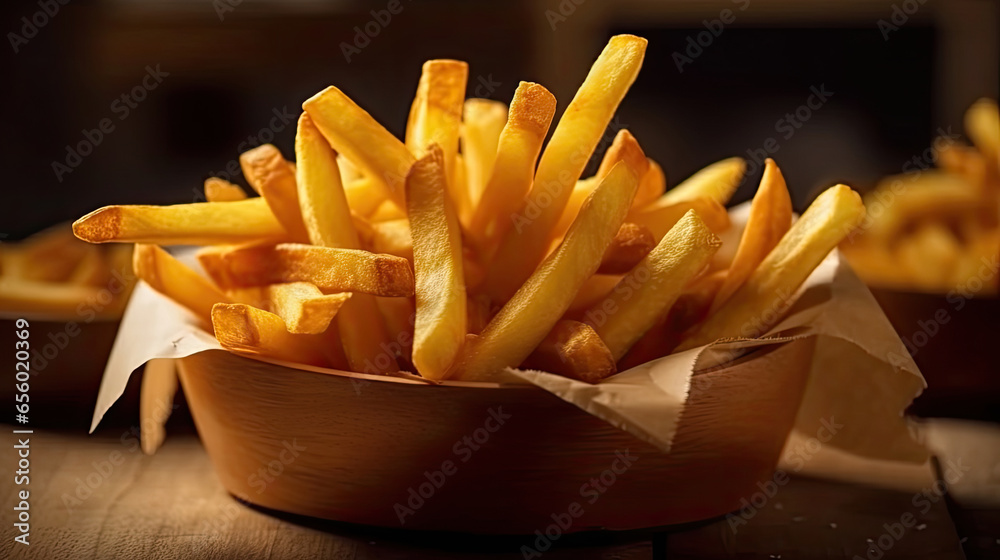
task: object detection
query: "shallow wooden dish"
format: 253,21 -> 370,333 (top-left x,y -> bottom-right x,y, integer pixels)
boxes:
177,337 -> 815,534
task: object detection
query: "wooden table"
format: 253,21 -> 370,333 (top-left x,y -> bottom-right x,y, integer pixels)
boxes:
3,426 -> 995,559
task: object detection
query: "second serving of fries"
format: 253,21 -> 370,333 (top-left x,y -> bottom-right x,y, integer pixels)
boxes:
72,34 -> 869,384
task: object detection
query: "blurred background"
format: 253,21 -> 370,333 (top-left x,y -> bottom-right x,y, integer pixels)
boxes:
2,0 -> 997,239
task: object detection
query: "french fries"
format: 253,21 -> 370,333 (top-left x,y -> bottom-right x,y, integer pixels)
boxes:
453,162 -> 639,381
483,35 -> 648,302
844,99 -> 1000,295
0,225 -> 134,317
303,86 -> 415,209
204,178 -> 248,202
678,185 -> 866,351
523,320 -> 616,383
468,83 -> 555,252
597,222 -> 656,275
211,303 -> 329,367
586,211 -> 721,361
69,33 -> 874,386
407,146 -> 468,379
460,99 -> 509,219
262,283 -> 351,334
553,129 -> 650,241
134,244 -> 230,323
240,144 -> 311,242
295,112 -> 399,372
73,198 -> 287,245
198,243 -> 414,297
656,156 -> 745,207
407,61 -> 468,213
711,158 -> 792,311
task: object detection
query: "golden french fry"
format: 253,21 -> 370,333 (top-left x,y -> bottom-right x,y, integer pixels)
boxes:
657,157 -> 745,206
965,98 -> 999,162
198,243 -> 414,297
204,178 -> 248,202
896,223 -> 961,292
635,159 -> 666,208
303,86 -> 415,209
211,303 -> 329,367
584,211 -> 721,361
677,185 -> 866,351
627,196 -> 731,241
239,144 -> 310,242
295,113 -> 359,248
338,154 -> 363,182
597,222 -> 655,275
567,273 -> 623,314
453,161 -> 639,381
133,244 -> 230,322
375,295 -> 416,361
461,98 -> 509,215
140,358 -> 177,455
711,158 -> 792,312
483,35 -> 647,302
407,146 -> 467,380
369,199 -> 407,222
406,60 -> 468,193
553,129 -> 649,241
344,177 -> 384,217
295,113 -> 399,373
263,282 -> 351,334
468,83 -> 556,252
862,171 -> 982,241
617,269 -> 726,370
73,198 -> 286,245
522,320 -> 616,383
369,219 -> 413,262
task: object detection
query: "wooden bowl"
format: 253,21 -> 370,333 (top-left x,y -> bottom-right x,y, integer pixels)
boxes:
176,337 -> 815,534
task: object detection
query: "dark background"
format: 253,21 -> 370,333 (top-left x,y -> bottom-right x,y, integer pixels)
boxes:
1,0 -> 997,239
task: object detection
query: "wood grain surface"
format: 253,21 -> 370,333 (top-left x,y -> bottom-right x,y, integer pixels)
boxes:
0,429 -> 982,560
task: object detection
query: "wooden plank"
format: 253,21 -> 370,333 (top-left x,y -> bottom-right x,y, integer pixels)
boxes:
0,430 -> 966,559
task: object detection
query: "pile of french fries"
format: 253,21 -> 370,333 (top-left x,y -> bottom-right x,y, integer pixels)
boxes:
0,225 -> 133,318
73,35 -> 866,383
843,99 -> 1000,296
